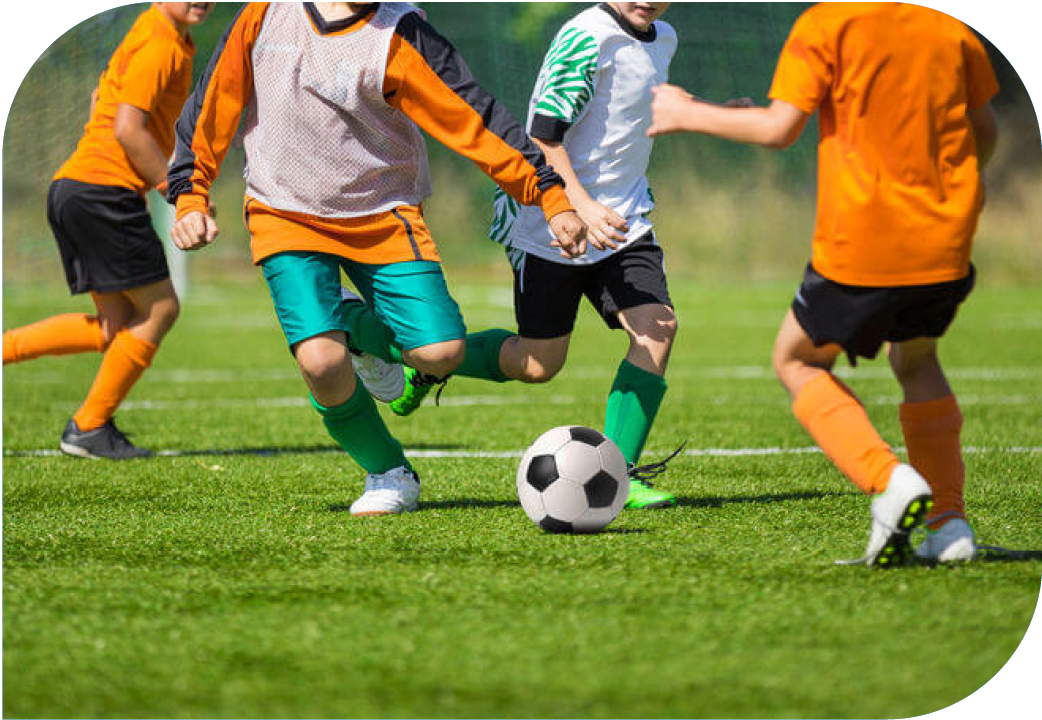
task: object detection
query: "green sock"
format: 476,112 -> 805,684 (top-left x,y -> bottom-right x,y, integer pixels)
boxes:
453,329 -> 513,383
341,302 -> 403,364
310,386 -> 410,474
604,360 -> 667,465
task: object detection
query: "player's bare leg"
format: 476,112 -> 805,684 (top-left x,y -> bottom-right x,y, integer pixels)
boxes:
890,338 -> 975,560
61,279 -> 180,459
389,339 -> 467,416
611,303 -> 678,509
295,331 -> 419,516
499,335 -> 571,383
775,310 -> 931,565
294,331 -> 358,407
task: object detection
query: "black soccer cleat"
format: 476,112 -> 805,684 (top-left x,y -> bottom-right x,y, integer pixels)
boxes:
60,418 -> 152,460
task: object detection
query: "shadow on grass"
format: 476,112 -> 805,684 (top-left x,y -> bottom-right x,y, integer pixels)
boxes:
677,489 -> 852,509
975,545 -> 1042,563
328,498 -> 519,512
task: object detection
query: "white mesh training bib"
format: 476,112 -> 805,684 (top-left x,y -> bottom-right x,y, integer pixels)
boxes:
241,2 -> 431,218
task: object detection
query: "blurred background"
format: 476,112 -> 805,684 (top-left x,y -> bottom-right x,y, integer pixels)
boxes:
3,2 -> 1040,292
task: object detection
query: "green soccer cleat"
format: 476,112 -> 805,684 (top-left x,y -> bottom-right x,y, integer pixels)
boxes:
390,366 -> 447,416
625,477 -> 677,509
622,442 -> 685,510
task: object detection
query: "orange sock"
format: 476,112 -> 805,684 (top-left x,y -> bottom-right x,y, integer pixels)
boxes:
792,372 -> 900,495
900,394 -> 965,529
72,330 -> 158,431
3,314 -> 107,365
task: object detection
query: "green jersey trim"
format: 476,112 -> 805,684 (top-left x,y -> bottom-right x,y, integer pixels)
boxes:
533,27 -> 598,124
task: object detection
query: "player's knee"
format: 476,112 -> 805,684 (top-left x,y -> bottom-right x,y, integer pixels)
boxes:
628,308 -> 678,349
407,340 -> 465,378
890,347 -> 939,383
296,340 -> 350,386
771,341 -> 796,383
519,357 -> 564,384
155,295 -> 181,331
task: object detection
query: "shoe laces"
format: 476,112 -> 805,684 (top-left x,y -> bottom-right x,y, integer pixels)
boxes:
413,372 -> 450,406
628,441 -> 687,486
369,467 -> 419,491
105,420 -> 134,448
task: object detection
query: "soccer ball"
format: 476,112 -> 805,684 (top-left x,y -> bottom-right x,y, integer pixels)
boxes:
516,426 -> 629,533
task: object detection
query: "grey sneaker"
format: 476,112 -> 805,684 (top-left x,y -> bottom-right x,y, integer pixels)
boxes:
915,516 -> 977,562
60,418 -> 152,459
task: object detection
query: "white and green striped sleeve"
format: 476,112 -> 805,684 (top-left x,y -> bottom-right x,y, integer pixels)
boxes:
529,26 -> 598,141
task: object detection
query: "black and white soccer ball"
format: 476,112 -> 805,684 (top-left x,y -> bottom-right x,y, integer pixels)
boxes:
517,426 -> 629,534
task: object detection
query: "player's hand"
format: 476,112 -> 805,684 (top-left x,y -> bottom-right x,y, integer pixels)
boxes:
171,210 -> 219,252
648,83 -> 698,137
574,197 -> 626,251
548,210 -> 587,259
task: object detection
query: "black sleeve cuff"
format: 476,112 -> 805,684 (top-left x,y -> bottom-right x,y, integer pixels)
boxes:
530,114 -> 571,142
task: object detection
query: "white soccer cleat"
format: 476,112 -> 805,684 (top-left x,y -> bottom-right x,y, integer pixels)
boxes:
349,466 -> 421,516
862,464 -> 933,567
915,517 -> 977,562
351,351 -> 405,403
340,285 -> 406,403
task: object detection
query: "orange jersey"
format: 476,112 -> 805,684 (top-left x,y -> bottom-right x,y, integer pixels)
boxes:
54,4 -> 196,196
168,2 -> 570,266
769,2 -> 999,287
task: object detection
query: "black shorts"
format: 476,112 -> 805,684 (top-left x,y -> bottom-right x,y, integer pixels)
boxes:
47,178 -> 169,295
513,232 -> 672,339
792,263 -> 975,365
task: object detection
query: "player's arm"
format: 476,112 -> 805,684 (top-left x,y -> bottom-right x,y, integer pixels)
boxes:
527,27 -> 624,251
114,104 -> 171,193
168,3 -> 269,252
385,13 -> 586,257
533,138 -> 623,251
969,103 -> 998,168
648,86 -> 809,149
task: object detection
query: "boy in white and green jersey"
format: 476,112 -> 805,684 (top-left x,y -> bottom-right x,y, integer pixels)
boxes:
487,2 -> 680,509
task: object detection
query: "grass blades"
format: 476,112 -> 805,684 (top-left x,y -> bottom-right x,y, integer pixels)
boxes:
4,279 -> 1041,718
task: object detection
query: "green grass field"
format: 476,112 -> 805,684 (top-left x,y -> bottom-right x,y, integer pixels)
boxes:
4,277 -> 1041,719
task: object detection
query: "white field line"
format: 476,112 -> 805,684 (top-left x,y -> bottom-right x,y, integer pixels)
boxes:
17,365 -> 1042,385
5,445 -> 1041,459
37,392 -> 1037,413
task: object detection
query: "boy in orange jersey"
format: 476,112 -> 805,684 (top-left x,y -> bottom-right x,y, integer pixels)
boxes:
168,3 -> 586,516
3,3 -> 214,459
649,2 -> 999,565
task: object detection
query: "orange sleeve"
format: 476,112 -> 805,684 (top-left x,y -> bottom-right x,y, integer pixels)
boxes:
168,3 -> 269,219
768,10 -> 833,115
961,29 -> 1000,110
115,41 -> 177,115
384,13 -> 572,222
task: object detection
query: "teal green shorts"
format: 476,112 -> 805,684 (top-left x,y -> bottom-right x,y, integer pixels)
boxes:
261,252 -> 466,351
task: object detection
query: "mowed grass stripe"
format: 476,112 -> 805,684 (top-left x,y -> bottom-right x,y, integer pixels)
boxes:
6,445 -> 1041,459
18,364 -> 1042,384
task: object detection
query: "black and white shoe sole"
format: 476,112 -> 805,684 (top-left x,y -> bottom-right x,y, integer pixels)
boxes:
870,495 -> 934,568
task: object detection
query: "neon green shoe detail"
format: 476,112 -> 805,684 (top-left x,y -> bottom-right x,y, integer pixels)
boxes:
625,478 -> 676,510
390,366 -> 446,417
